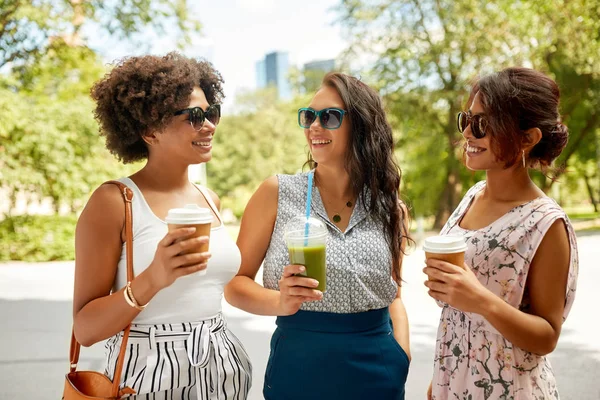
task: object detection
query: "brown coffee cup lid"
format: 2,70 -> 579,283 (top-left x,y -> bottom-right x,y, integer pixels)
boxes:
423,235 -> 467,254
165,204 -> 213,225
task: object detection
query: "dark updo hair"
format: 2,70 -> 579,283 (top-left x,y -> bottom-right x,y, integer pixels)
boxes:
91,52 -> 224,163
469,67 -> 568,169
307,72 -> 410,283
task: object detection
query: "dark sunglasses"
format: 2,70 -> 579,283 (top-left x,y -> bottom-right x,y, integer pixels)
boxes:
175,104 -> 221,131
298,107 -> 347,130
457,111 -> 487,139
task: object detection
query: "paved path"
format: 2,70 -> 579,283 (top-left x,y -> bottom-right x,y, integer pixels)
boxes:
1,233 -> 599,399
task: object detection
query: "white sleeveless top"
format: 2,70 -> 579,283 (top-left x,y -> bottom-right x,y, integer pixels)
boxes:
113,177 -> 241,324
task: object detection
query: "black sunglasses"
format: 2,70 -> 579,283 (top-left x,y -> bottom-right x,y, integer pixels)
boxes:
175,104 -> 221,131
298,107 -> 347,130
457,111 -> 487,139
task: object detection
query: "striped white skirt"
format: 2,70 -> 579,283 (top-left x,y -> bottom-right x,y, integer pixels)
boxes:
104,314 -> 252,400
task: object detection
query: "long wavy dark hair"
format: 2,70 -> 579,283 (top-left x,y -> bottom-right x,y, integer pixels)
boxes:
306,72 -> 410,283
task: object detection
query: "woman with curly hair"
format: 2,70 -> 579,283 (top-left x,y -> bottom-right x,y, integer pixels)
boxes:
72,52 -> 252,400
424,68 -> 579,399
225,72 -> 411,399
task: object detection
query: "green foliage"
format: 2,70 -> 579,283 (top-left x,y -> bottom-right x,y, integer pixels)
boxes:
208,88 -> 312,217
15,43 -> 105,99
0,45 -> 137,216
2,0 -> 599,262
0,214 -> 77,261
0,1 -> 195,261
289,64 -> 344,95
0,0 -> 201,69
339,0 -> 600,223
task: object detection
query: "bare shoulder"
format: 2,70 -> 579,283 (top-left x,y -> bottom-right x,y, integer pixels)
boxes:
250,176 -> 279,209
530,217 -> 570,281
73,182 -> 126,315
204,187 -> 221,211
78,183 -> 126,231
525,217 -> 571,333
258,175 -> 279,196
538,217 -> 570,254
241,176 -> 279,221
236,176 -> 280,278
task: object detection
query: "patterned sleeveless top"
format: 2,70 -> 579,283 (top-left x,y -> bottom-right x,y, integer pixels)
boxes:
431,181 -> 579,400
262,172 -> 398,313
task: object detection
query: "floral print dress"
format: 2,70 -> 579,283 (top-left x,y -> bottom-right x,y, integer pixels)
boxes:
432,181 -> 579,400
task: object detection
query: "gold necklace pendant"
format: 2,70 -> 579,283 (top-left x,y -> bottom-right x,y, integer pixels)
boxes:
315,178 -> 354,225
331,201 -> 353,224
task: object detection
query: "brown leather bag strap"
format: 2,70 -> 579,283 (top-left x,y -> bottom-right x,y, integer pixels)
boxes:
68,180 -> 135,398
68,330 -> 80,372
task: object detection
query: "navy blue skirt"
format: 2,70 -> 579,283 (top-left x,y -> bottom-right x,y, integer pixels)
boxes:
263,307 -> 410,400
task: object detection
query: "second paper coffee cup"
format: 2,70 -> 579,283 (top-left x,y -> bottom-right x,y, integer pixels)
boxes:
423,235 -> 468,268
165,204 -> 213,274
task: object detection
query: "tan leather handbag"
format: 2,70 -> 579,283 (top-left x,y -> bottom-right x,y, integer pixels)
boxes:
63,181 -> 136,399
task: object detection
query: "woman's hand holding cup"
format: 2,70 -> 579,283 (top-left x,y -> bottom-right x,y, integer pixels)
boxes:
147,227 -> 211,290
277,264 -> 323,316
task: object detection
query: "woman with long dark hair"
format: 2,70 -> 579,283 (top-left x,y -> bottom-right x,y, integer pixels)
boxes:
424,67 -> 579,399
225,72 -> 411,399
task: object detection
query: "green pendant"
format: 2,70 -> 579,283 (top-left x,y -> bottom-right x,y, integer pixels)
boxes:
333,214 -> 341,223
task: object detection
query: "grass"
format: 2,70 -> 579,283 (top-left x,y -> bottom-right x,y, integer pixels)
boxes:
563,204 -> 599,220
223,206 -> 600,242
565,211 -> 600,221
576,226 -> 600,233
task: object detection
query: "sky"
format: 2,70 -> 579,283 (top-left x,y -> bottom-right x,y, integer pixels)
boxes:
86,0 -> 348,108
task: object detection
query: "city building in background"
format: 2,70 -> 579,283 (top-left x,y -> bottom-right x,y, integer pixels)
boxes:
302,58 -> 336,93
255,51 -> 292,100
256,59 -> 267,89
304,59 -> 335,73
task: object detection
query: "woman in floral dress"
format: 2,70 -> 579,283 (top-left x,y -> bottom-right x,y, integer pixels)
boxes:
424,67 -> 579,400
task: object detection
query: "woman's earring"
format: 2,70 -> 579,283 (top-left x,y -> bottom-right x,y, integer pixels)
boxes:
522,150 -> 526,168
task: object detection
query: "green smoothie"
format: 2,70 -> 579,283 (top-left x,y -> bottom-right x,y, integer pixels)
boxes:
287,244 -> 327,292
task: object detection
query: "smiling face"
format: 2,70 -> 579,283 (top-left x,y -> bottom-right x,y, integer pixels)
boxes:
150,86 -> 217,165
462,91 -> 507,172
304,85 -> 350,166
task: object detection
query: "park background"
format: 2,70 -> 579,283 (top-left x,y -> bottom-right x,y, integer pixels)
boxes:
0,1 -> 599,399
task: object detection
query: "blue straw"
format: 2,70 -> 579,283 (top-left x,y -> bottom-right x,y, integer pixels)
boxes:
304,171 -> 314,242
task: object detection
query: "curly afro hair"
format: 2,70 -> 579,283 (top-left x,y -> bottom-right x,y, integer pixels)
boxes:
91,52 -> 225,163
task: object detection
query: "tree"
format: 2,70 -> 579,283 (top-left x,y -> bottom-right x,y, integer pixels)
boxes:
0,45 -> 138,215
542,58 -> 600,195
208,88 -> 311,217
339,0 -> 600,226
0,0 -> 199,216
0,0 -> 200,69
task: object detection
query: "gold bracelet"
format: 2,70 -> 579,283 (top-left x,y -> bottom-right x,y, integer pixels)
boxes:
123,287 -> 139,309
123,281 -> 148,311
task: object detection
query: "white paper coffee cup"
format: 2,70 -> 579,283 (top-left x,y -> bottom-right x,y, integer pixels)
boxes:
423,235 -> 467,269
165,204 -> 213,276
165,204 -> 213,225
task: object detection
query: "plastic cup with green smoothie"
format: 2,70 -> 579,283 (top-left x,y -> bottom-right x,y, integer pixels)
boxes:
284,216 -> 328,292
